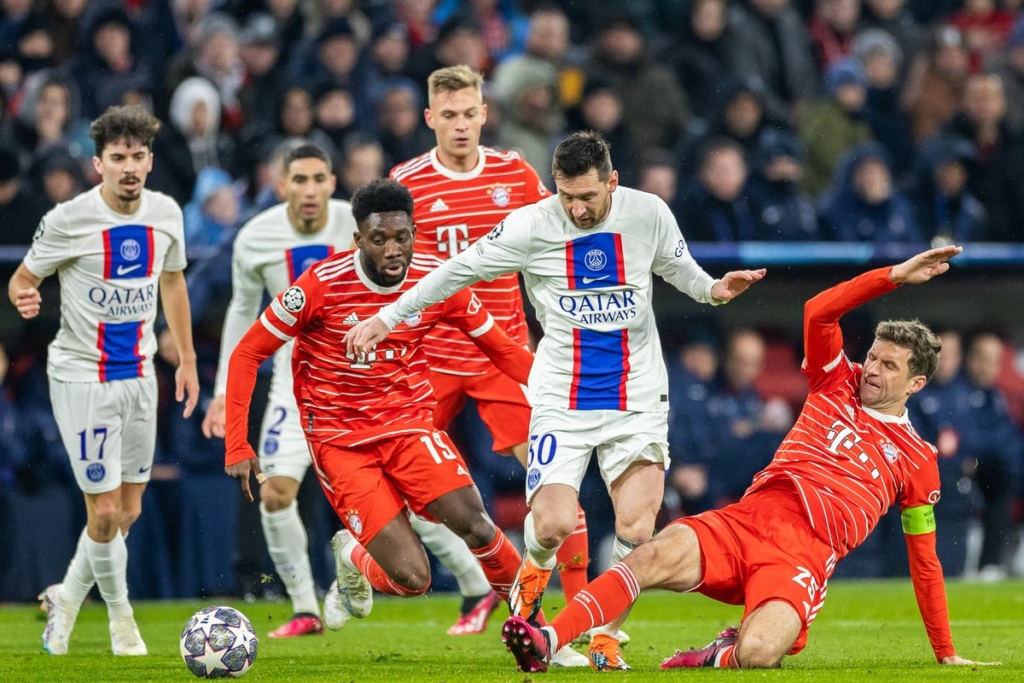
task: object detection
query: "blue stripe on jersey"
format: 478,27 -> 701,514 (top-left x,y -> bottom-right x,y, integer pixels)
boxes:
286,245 -> 333,283
567,232 -> 624,290
571,327 -> 628,410
99,321 -> 144,381
104,225 -> 153,280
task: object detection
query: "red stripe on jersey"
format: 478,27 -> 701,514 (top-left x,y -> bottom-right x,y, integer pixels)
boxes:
102,230 -> 113,280
565,239 -> 577,289
145,225 -> 155,277
97,322 -> 108,382
395,147 -> 542,375
614,233 -> 626,284
569,327 -> 582,409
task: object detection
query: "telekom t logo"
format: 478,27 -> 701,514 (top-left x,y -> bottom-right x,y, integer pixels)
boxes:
437,223 -> 469,256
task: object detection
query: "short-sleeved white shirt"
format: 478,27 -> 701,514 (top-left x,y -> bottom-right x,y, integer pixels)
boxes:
23,186 -> 186,383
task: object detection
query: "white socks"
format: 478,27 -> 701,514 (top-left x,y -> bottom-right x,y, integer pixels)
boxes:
261,501 -> 320,616
59,528 -> 95,607
410,513 -> 491,597
86,530 -> 132,619
523,512 -> 558,569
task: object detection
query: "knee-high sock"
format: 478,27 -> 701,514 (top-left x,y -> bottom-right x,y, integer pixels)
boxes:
409,513 -> 491,598
555,504 -> 589,600
260,501 -> 319,616
469,528 -> 522,601
86,530 -> 132,619
58,528 -> 95,608
548,562 -> 640,652
347,543 -> 428,597
523,512 -> 558,569
592,535 -> 640,636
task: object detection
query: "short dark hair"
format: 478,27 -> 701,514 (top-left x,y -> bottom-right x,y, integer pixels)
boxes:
284,143 -> 333,175
875,319 -> 941,380
351,179 -> 414,225
552,131 -> 613,181
90,105 -> 161,156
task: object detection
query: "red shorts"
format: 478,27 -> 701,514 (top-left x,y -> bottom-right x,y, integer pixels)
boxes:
308,431 -> 475,545
430,366 -> 531,454
670,481 -> 837,655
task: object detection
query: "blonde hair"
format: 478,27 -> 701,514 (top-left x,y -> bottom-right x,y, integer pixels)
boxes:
875,319 -> 941,380
427,65 -> 483,102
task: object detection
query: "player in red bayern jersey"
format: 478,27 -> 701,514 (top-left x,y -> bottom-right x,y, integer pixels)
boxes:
222,179 -> 527,630
391,65 -> 589,649
502,245 -> 998,671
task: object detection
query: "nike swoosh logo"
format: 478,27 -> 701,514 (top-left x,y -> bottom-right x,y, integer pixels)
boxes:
117,264 -> 142,276
138,465 -> 152,474
581,275 -> 609,284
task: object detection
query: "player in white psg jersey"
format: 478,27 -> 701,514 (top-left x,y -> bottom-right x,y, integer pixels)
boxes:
347,131 -> 765,670
8,106 -> 199,656
200,144 -> 358,638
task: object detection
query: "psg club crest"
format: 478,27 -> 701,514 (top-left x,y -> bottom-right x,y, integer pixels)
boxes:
282,286 -> 306,313
881,441 -> 900,463
489,185 -> 510,207
86,463 -> 106,482
347,510 -> 363,536
527,468 -> 541,490
120,238 -> 141,262
585,248 -> 607,271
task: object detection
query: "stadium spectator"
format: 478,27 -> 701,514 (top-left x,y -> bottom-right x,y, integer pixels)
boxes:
747,130 -> 819,240
562,77 -> 634,186
313,84 -> 360,154
584,13 -> 690,152
224,178 -> 529,638
908,330 -> 976,577
950,0 -> 1015,72
496,58 -> 561,178
183,167 -> 240,248
858,0 -> 926,76
908,135 -> 987,245
223,0 -> 306,61
41,0 -> 88,67
676,137 -> 757,241
393,0 -> 440,51
8,105 -> 199,656
168,12 -> 244,132
70,5 -> 149,121
819,142 -> 921,242
502,246 -> 992,672
433,0 -> 529,63
945,74 -> 1024,241
372,77 -> 434,168
730,0 -> 819,124
236,13 -> 285,134
0,144 -> 46,245
855,29 -> 916,177
295,17 -> 362,96
347,131 -> 766,671
657,0 -> 744,121
636,148 -> 680,206
334,132 -> 384,202
808,0 -> 861,70
149,76 -> 235,207
409,16 -> 492,89
9,72 -> 91,164
491,5 -> 577,111
902,25 -> 970,143
799,58 -> 873,197
34,148 -> 88,209
960,332 -> 1024,581
359,21 -> 414,104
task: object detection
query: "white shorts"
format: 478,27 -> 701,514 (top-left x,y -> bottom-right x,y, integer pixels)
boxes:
49,376 -> 157,495
524,405 -> 669,504
258,393 -> 312,482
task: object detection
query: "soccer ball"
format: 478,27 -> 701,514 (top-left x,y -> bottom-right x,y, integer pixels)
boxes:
180,606 -> 258,678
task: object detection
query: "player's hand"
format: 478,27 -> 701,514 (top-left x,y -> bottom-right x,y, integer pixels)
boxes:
710,269 -> 766,303
345,315 -> 390,356
941,655 -> 1000,666
202,395 -> 227,438
225,455 -> 265,503
890,246 -> 962,285
176,357 -> 200,419
14,287 -> 41,319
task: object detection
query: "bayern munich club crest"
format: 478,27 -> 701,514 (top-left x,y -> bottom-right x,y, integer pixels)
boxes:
489,185 -> 510,207
282,286 -> 306,313
348,511 -> 363,536
403,312 -> 422,326
120,238 -> 141,261
585,248 -> 607,271
881,441 -> 900,463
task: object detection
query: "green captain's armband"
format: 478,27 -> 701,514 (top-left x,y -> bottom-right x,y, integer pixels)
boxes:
901,505 -> 936,535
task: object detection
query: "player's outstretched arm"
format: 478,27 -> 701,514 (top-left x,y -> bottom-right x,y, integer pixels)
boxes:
710,268 -> 767,303
160,270 -> 200,418
889,245 -> 962,285
8,264 -> 43,319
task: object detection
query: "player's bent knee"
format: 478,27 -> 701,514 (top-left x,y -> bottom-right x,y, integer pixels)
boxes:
391,564 -> 432,593
458,516 -> 498,550
259,486 -> 295,512
531,512 -> 576,549
735,632 -> 786,669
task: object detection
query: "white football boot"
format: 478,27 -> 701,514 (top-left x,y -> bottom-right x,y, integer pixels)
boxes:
40,584 -> 78,655
331,529 -> 373,619
109,614 -> 148,656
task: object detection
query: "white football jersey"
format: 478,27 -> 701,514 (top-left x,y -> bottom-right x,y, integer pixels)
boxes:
214,200 -> 357,399
23,186 -> 186,383
380,186 -> 720,412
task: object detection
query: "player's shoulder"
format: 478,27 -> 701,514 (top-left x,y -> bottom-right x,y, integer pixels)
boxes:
481,146 -> 525,166
390,150 -> 436,182
408,252 -> 446,275
142,188 -> 183,213
308,249 -> 357,282
236,203 -> 289,241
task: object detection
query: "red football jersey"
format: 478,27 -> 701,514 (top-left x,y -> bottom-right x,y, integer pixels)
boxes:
391,146 -> 550,375
260,251 -> 498,447
748,268 -> 941,560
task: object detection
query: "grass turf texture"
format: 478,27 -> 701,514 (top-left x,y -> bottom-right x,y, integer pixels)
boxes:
1,580 -> 1021,682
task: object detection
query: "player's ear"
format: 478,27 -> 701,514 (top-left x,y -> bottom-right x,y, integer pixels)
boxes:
480,102 -> 488,126
424,107 -> 435,130
608,169 -> 619,192
907,375 -> 928,396
329,173 -> 337,194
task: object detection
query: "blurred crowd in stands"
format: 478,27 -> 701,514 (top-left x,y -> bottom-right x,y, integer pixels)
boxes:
2,0 -> 1024,601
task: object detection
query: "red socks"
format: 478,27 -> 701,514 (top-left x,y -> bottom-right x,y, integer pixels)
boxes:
551,562 -> 640,649
555,504 -> 589,601
470,528 -> 522,601
350,544 -> 428,597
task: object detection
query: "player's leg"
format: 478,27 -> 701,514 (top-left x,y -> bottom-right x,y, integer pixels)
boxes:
733,602 -> 802,668
257,399 -> 322,636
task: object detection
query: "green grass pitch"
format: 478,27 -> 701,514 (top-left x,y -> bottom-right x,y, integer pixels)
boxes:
2,580 -> 1022,682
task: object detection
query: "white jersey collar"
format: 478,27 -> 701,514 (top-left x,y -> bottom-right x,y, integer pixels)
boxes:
353,249 -> 407,295
429,146 -> 486,180
862,403 -> 911,424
